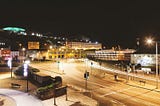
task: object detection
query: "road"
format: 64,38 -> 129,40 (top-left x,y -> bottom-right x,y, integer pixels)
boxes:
30,59 -> 160,106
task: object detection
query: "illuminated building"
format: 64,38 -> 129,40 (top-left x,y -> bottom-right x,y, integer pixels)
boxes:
66,41 -> 102,50
46,42 -> 102,59
130,54 -> 160,72
131,54 -> 159,66
87,49 -> 136,61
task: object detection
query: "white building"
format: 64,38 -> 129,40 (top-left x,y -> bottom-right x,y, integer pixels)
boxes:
87,49 -> 136,61
131,54 -> 159,66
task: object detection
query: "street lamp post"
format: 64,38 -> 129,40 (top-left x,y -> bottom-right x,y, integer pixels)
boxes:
7,58 -> 12,78
156,42 -> 158,88
147,39 -> 159,88
24,60 -> 30,92
22,48 -> 26,63
57,61 -> 60,71
91,62 -> 93,74
84,70 -> 89,90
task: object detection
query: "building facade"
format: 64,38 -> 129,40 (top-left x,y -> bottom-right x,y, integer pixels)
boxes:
131,54 -> 160,66
46,42 -> 102,59
87,49 -> 136,61
66,41 -> 102,50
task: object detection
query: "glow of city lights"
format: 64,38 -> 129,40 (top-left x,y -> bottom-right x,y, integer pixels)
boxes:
147,39 -> 153,44
50,46 -> 53,49
22,48 -> 26,51
31,33 -> 35,35
2,27 -> 25,32
146,37 -> 154,46
7,58 -> 12,69
24,60 -> 30,64
23,60 -> 30,77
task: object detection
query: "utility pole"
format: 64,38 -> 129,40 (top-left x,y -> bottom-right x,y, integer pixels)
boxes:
84,70 -> 89,90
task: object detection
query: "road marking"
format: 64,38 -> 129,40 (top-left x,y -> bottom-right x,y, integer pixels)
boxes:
100,87 -> 133,97
111,100 -> 126,106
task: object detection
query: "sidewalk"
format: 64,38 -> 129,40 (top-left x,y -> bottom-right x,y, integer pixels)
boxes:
0,89 -> 43,106
112,74 -> 160,92
43,89 -> 98,106
0,88 -> 98,106
0,72 -> 98,106
126,80 -> 160,92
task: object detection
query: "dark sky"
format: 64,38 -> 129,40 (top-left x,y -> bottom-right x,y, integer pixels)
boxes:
1,0 -> 160,48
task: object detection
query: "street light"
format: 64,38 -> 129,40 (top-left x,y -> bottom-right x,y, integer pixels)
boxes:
24,60 -> 30,92
7,57 -> 12,78
90,62 -> 93,74
146,38 -> 159,88
22,48 -> 26,63
49,45 -> 53,49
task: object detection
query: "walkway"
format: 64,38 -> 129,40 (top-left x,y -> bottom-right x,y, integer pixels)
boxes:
0,89 -> 42,106
0,72 -> 97,106
0,88 -> 97,106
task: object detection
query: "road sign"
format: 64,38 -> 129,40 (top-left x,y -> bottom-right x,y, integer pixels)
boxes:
91,62 -> 93,65
53,86 -> 68,105
54,86 -> 67,97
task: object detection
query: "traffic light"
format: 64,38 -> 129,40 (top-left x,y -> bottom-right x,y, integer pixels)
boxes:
84,72 -> 89,79
91,62 -> 93,65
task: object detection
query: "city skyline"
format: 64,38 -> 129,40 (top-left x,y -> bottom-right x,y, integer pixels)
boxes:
1,1 -> 160,104
1,0 -> 160,48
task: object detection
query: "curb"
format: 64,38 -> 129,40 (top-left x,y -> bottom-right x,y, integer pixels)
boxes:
126,83 -> 160,92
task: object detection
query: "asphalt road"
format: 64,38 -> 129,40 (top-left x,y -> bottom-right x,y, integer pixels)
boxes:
30,59 -> 160,106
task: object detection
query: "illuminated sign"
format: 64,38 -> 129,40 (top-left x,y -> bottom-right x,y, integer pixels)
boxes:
28,42 -> 39,49
1,50 -> 11,56
2,27 -> 25,32
54,86 -> 67,97
7,57 -> 12,69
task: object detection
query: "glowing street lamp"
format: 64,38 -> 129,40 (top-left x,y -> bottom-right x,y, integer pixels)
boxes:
49,45 -> 53,49
22,48 -> 26,63
146,39 -> 153,44
24,60 -> 30,92
146,38 -> 159,88
22,47 -> 26,51
7,57 -> 12,78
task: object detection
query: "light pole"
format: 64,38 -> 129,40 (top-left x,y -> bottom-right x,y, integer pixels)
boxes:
7,57 -> 12,78
49,45 -> 53,60
84,70 -> 89,90
24,60 -> 30,92
22,48 -> 26,63
57,61 -> 60,71
156,42 -> 158,88
147,38 -> 159,88
91,62 -> 93,74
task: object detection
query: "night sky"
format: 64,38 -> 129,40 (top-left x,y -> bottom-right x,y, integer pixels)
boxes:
1,0 -> 160,48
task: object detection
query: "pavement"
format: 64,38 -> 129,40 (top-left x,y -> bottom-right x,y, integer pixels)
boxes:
0,71 -> 98,106
109,73 -> 160,92
126,79 -> 160,92
1,60 -> 160,106
0,88 -> 97,106
0,88 -> 42,106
